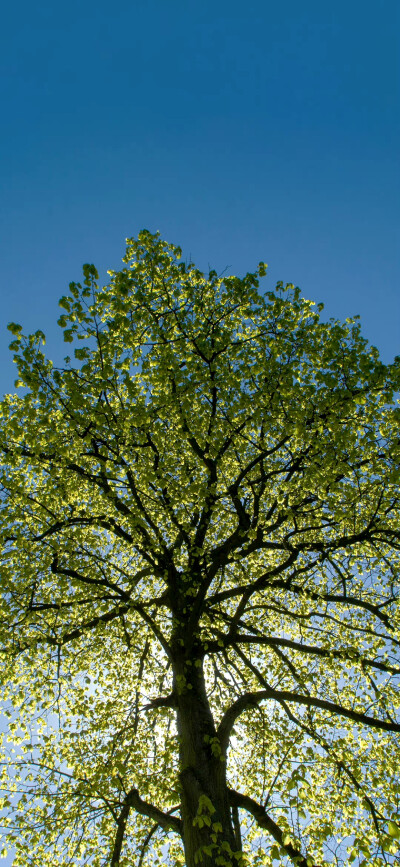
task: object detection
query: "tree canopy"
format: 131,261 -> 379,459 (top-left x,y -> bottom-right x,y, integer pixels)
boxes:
0,230 -> 399,867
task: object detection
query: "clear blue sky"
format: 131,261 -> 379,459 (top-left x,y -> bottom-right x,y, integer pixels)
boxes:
0,0 -> 399,394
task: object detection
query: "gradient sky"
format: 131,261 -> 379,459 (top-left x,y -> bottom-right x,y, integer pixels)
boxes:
1,0 -> 399,398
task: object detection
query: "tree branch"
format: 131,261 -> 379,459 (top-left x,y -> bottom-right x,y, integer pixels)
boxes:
218,686 -> 400,752
207,630 -> 400,675
228,788 -> 309,867
110,787 -> 182,866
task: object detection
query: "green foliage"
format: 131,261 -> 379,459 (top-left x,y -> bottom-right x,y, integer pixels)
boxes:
0,230 -> 399,866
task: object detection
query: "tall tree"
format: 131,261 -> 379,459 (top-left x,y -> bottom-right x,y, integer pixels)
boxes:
0,231 -> 399,867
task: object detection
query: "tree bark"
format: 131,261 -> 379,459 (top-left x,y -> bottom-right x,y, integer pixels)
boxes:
173,647 -> 239,867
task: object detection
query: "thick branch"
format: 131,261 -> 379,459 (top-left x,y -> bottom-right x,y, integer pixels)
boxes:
51,554 -> 130,601
218,686 -> 400,751
111,788 -> 182,866
207,631 -> 400,675
269,579 -> 396,630
19,604 -> 131,650
131,602 -> 173,661
130,795 -> 179,838
228,788 -> 309,867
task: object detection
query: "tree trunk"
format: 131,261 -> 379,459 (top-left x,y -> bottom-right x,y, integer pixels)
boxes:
173,649 -> 240,867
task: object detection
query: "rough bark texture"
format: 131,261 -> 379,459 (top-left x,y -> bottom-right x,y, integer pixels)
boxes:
173,641 -> 239,867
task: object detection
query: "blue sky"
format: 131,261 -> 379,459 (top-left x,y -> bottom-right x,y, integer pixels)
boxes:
1,0 -> 399,397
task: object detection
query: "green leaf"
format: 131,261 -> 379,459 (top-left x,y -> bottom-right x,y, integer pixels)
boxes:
7,322 -> 22,335
59,296 -> 71,311
74,347 -> 90,360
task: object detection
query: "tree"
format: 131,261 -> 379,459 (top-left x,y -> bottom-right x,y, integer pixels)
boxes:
0,231 -> 399,867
